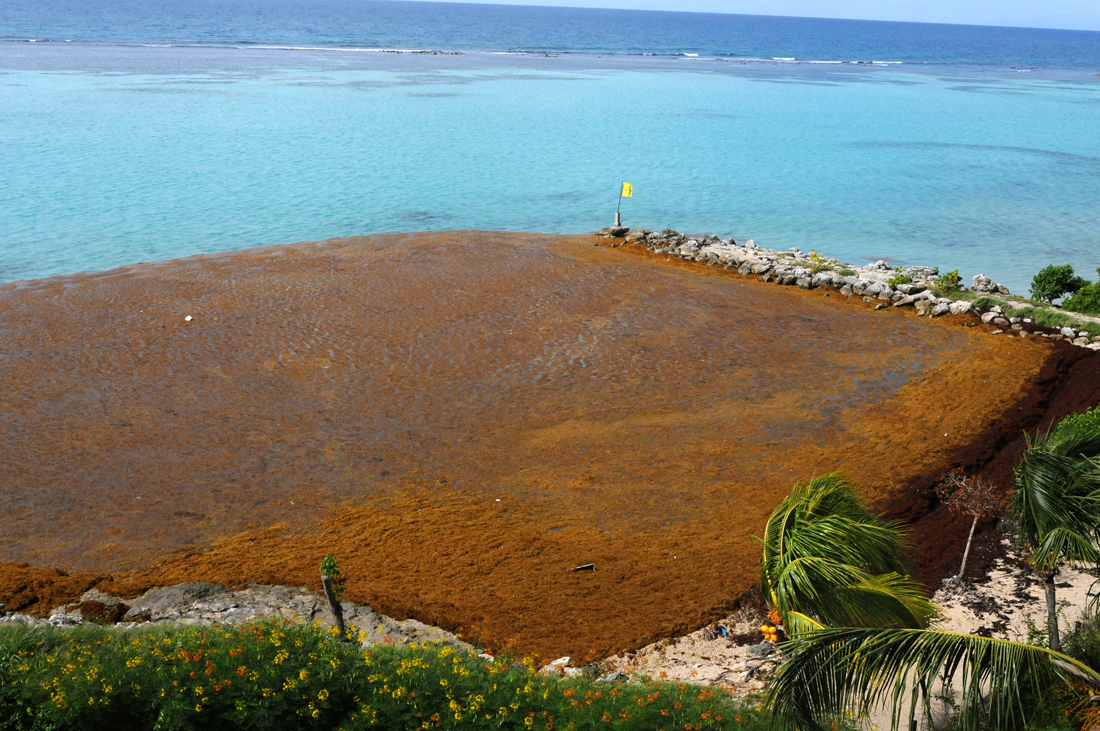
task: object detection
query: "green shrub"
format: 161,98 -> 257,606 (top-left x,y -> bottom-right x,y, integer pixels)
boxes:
933,269 -> 962,296
1030,265 -> 1088,304
1062,611 -> 1100,694
0,621 -> 768,731
1063,269 -> 1100,315
806,250 -> 829,275
320,555 -> 346,600
837,269 -> 856,277
887,267 -> 912,288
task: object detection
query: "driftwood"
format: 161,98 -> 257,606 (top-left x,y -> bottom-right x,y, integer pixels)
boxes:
320,574 -> 348,642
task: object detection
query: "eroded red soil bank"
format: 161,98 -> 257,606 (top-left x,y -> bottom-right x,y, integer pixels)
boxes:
0,232 -> 1093,659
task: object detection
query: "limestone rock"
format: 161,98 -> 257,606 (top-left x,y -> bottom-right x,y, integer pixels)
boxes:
596,226 -> 629,238
540,656 -> 573,675
949,300 -> 974,315
972,274 -> 1010,295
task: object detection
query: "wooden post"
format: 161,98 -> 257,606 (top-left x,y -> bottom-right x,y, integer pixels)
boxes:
321,574 -> 348,642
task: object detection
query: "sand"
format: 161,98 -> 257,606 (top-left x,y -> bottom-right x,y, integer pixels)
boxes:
0,231 -> 1092,660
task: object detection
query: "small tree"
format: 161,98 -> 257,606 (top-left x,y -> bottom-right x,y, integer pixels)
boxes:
1011,423 -> 1100,651
935,471 -> 1005,582
1029,264 -> 1087,304
320,555 -> 349,641
1063,268 -> 1100,316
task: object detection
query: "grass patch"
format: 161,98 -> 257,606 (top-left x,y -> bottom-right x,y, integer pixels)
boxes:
1008,307 -> 1100,338
0,620 -> 771,731
963,296 -> 1099,337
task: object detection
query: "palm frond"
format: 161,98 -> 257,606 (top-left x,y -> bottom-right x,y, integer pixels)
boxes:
768,627 -> 1100,731
1030,527 -> 1100,573
760,473 -> 932,631
1012,425 -> 1100,576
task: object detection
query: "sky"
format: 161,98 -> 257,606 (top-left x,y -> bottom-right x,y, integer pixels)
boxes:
406,0 -> 1100,32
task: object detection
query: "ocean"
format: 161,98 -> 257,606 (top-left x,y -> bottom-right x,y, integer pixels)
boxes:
2,0 -> 1100,292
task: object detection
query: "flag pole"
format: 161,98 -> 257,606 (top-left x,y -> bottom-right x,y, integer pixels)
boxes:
615,181 -> 623,227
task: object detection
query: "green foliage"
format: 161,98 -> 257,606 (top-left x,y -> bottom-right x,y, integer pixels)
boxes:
320,555 -> 346,600
1064,611 -> 1100,672
1054,406 -> 1100,440
1003,305 -> 1099,338
767,627 -> 1100,731
758,473 -> 937,634
887,266 -> 912,288
1030,264 -> 1088,304
806,249 -> 829,275
837,268 -> 856,277
933,269 -> 961,296
1063,269 -> 1100,315
0,621 -> 766,731
1010,423 -> 1100,575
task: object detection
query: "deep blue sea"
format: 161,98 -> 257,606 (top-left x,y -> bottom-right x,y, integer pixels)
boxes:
3,0 -> 1100,291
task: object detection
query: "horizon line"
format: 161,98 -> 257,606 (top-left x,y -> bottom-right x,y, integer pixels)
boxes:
383,0 -> 1100,34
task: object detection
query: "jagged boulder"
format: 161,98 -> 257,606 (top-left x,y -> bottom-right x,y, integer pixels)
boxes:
971,274 -> 1010,295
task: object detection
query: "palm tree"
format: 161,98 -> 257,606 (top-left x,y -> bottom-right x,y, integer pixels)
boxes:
1010,424 -> 1100,650
768,627 -> 1100,731
765,420 -> 1100,731
759,473 -> 938,635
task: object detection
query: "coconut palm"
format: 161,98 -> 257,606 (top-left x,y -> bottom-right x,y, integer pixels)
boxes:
759,473 -> 938,635
1010,423 -> 1100,650
767,626 -> 1100,731
765,419 -> 1100,731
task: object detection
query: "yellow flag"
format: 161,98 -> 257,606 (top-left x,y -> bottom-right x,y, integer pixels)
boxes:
621,182 -> 633,198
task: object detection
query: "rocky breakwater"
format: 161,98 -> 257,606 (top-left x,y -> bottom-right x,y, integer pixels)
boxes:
0,582 -> 472,650
597,227 -> 1100,352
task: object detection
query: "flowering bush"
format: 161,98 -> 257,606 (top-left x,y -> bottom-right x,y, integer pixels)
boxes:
0,621 -> 770,731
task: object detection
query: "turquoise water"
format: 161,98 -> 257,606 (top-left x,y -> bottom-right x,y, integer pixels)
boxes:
2,43 -> 1100,291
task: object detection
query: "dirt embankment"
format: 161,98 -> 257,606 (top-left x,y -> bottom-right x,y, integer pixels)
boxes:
1,232 -> 1095,660
883,344 -> 1100,586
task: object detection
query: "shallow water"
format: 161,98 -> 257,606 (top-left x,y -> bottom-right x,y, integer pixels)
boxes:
2,40 -> 1100,293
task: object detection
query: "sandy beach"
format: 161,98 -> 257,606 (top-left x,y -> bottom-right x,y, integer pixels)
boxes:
1,230 -> 1097,660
